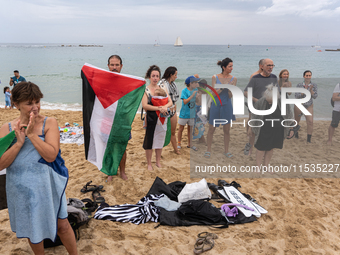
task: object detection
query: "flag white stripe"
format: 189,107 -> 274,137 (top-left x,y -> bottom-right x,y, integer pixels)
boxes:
88,96 -> 118,170
152,118 -> 167,149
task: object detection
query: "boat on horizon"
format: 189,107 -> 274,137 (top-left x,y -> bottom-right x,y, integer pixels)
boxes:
174,36 -> 183,47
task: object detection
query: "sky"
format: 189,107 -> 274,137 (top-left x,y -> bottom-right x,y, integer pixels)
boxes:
1,0 -> 340,46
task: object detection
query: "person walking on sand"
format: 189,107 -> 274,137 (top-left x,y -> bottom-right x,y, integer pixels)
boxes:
327,83 -> 340,145
9,70 -> 26,87
243,58 -> 278,156
294,70 -> 318,143
106,55 -> 128,181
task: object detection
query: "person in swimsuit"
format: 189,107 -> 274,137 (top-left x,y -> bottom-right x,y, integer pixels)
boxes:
0,82 -> 78,255
204,57 -> 237,159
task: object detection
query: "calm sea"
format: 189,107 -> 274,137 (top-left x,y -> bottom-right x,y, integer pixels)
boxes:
0,43 -> 339,119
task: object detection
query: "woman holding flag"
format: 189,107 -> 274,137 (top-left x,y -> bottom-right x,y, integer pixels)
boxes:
142,65 -> 173,170
0,82 -> 78,254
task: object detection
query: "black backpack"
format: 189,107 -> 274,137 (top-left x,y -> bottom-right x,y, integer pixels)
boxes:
44,198 -> 97,248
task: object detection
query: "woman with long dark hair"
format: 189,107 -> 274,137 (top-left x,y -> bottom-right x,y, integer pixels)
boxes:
205,58 -> 237,158
142,65 -> 173,170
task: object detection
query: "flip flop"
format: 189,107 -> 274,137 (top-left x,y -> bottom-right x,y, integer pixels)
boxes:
204,152 -> 211,158
81,181 -> 104,193
194,237 -> 215,254
197,232 -> 218,240
224,152 -> 233,158
92,188 -> 105,204
188,146 -> 198,151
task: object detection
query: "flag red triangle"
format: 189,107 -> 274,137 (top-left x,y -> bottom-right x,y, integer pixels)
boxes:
151,97 -> 169,125
81,64 -> 145,109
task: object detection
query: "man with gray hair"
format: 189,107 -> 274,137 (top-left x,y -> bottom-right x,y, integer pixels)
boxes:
243,58 -> 278,156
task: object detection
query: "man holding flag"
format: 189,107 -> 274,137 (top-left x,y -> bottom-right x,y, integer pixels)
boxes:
81,55 -> 145,182
107,55 -> 128,181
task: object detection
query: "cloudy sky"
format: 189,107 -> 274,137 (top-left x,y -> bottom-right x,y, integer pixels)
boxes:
1,0 -> 339,45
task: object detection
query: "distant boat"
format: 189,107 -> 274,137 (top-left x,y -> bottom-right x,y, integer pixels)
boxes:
154,40 -> 160,47
311,35 -> 321,48
174,37 -> 183,47
154,37 -> 160,47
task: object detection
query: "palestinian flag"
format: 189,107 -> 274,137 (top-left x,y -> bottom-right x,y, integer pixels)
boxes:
143,96 -> 171,150
81,63 -> 145,176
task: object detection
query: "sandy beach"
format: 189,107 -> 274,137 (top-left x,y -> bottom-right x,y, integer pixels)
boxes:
1,108 -> 340,255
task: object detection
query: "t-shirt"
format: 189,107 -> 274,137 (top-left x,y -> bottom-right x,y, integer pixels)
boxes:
179,87 -> 197,119
11,76 -> 26,87
244,73 -> 278,100
333,83 -> 340,112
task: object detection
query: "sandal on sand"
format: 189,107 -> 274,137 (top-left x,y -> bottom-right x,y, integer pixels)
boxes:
197,232 -> 218,241
92,188 -> 105,204
177,144 -> 182,149
244,143 -> 251,155
81,181 -> 104,193
194,238 -> 214,254
188,146 -> 198,151
194,232 -> 218,254
204,152 -> 211,158
224,152 -> 233,158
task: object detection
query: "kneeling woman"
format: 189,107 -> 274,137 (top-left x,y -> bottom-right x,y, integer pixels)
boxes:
142,65 -> 173,170
249,85 -> 294,169
0,82 -> 78,255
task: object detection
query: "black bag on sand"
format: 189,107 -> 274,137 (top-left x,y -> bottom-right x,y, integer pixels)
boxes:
44,198 -> 97,248
178,200 -> 223,225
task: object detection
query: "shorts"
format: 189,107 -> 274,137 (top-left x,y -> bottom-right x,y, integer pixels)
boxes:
5,100 -> 10,107
178,118 -> 195,126
331,110 -> 340,128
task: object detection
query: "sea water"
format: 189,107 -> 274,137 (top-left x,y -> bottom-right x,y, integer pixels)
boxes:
0,43 -> 339,119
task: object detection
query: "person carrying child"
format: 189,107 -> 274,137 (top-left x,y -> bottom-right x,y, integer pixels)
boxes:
177,76 -> 200,151
142,65 -> 173,171
4,87 -> 12,109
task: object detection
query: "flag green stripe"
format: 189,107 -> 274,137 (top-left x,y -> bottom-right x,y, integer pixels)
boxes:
0,131 -> 16,158
163,119 -> 171,147
101,85 -> 145,176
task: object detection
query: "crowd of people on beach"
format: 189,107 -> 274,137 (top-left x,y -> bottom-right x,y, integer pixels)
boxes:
1,54 -> 340,255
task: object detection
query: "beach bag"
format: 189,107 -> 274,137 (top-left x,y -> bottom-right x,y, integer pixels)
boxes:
178,200 -> 223,225
177,178 -> 211,203
43,198 -> 97,248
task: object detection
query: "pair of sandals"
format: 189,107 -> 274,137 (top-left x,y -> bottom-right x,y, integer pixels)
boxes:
194,232 -> 218,254
80,181 -> 105,204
